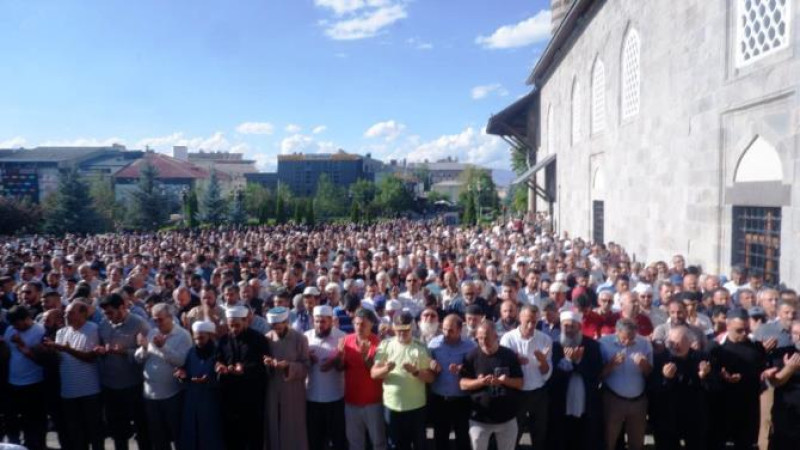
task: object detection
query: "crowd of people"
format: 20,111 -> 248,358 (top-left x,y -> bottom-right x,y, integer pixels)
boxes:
0,217 -> 798,450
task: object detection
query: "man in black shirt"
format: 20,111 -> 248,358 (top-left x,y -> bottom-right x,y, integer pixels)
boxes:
460,321 -> 523,450
650,326 -> 712,450
709,308 -> 766,450
215,305 -> 269,450
763,320 -> 800,450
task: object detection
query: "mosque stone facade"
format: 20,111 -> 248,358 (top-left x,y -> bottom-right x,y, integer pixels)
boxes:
496,0 -> 800,284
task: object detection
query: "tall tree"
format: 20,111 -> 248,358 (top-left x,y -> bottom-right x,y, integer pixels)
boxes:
349,179 -> 377,207
229,188 -> 247,225
183,188 -> 199,228
510,145 -> 532,176
304,199 -> 315,226
458,166 -> 499,221
292,198 -> 305,223
275,184 -> 289,224
349,200 -> 361,223
314,173 -> 345,219
244,184 -> 272,224
87,174 -> 122,231
200,169 -> 228,226
461,191 -> 476,226
375,175 -> 414,215
127,162 -> 170,231
0,196 -> 42,235
43,167 -> 102,235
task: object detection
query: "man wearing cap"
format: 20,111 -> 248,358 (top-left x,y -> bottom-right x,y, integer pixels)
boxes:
264,306 -> 310,450
305,305 -> 347,450
500,305 -> 552,448
215,304 -> 269,450
96,293 -> 151,450
134,302 -> 192,450
178,321 -> 223,450
428,314 -> 477,450
372,311 -> 435,450
293,287 -> 320,333
340,308 -> 387,450
548,309 -> 604,450
708,308 -> 767,450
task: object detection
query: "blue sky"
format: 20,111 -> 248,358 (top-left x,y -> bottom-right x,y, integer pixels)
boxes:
0,0 -> 552,173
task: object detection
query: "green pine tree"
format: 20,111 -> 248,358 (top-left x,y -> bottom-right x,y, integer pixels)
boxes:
229,189 -> 247,225
293,198 -> 304,224
43,167 -> 102,235
184,189 -> 199,228
304,199 -> 315,226
200,169 -> 228,225
127,162 -> 170,231
349,201 -> 361,223
275,191 -> 286,224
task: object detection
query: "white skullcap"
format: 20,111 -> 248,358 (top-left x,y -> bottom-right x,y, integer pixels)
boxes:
303,286 -> 320,296
549,281 -> 567,293
325,282 -> 340,293
192,320 -> 216,334
555,272 -> 567,282
313,305 -> 333,317
386,299 -> 402,312
226,305 -> 249,319
633,283 -> 653,295
560,310 -> 582,324
267,307 -> 290,324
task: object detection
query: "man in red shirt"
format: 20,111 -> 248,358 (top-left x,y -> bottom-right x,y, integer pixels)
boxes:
619,291 -> 654,337
596,289 -> 619,337
575,294 -> 603,339
338,308 -> 387,450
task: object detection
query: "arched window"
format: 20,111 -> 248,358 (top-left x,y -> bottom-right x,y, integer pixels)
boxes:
591,58 -> 606,134
547,105 -> 555,152
571,78 -> 581,144
734,135 -> 783,182
621,28 -> 640,120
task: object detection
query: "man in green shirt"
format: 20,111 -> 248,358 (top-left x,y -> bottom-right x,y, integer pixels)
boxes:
372,311 -> 435,449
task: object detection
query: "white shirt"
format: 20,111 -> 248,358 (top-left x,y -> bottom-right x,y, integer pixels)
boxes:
398,291 -> 424,317
56,322 -> 101,399
304,328 -> 346,403
134,326 -> 192,400
500,328 -> 553,391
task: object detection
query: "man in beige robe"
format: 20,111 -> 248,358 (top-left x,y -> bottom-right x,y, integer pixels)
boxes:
264,306 -> 310,450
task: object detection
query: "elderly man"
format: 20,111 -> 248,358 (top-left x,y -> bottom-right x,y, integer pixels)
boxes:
215,305 -> 268,450
599,318 -> 653,450
372,311 -> 434,450
547,310 -> 603,450
428,314 -> 477,450
650,326 -> 712,450
97,293 -> 151,450
763,320 -> 800,449
340,308 -> 387,450
264,306 -> 310,450
305,305 -> 347,450
460,321 -> 524,450
652,300 -> 709,351
293,286 -> 319,333
178,321 -> 223,450
134,302 -> 192,450
618,291 -> 654,337
46,300 -> 104,450
500,305 -> 552,448
595,289 -> 618,337
3,305 -> 47,450
417,307 -> 442,345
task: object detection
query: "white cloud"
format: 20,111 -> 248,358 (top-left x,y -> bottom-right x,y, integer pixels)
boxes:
406,127 -> 508,169
39,137 -> 127,147
235,122 -> 274,135
471,83 -> 509,100
135,131 -> 233,153
312,125 -> 327,134
285,124 -> 302,134
406,37 -> 433,50
476,9 -> 552,49
280,134 -> 337,155
364,120 -> 406,141
322,3 -> 407,40
0,136 -> 27,148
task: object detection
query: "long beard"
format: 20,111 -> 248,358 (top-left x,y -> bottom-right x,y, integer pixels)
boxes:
419,322 -> 439,336
560,332 -> 582,348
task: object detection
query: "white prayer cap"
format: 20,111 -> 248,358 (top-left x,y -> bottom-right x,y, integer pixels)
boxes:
313,305 -> 333,317
633,283 -> 653,295
303,286 -> 320,297
325,282 -> 340,293
555,272 -> 567,282
267,307 -> 289,324
226,305 -> 249,319
192,320 -> 216,334
386,299 -> 402,312
549,281 -> 567,293
560,310 -> 582,324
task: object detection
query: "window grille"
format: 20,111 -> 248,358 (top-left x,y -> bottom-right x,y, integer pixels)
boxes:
621,29 -> 640,120
736,0 -> 791,66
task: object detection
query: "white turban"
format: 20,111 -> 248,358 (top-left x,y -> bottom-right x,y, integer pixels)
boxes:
225,306 -> 249,319
267,307 -> 290,324
313,305 -> 333,317
192,320 -> 216,334
560,310 -> 582,324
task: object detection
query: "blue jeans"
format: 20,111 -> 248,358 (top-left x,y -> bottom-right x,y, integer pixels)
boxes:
384,406 -> 426,450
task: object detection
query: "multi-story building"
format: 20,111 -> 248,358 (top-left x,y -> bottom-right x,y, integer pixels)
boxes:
489,0 -> 800,284
277,150 -> 381,196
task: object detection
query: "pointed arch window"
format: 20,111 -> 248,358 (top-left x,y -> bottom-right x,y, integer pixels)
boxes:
591,59 -> 606,134
621,29 -> 640,120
